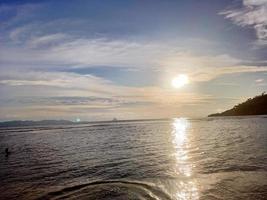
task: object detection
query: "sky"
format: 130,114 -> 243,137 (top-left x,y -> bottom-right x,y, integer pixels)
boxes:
0,0 -> 267,121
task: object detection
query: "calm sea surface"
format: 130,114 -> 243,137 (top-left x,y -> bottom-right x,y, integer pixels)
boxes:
0,117 -> 267,200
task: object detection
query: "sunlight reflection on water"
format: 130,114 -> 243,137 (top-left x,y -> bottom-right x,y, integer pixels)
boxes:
172,118 -> 199,200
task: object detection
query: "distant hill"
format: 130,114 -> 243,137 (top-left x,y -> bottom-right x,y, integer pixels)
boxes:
208,92 -> 267,117
0,120 -> 75,128
0,118 -> 169,128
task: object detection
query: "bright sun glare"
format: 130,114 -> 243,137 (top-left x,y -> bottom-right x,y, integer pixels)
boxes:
172,74 -> 189,88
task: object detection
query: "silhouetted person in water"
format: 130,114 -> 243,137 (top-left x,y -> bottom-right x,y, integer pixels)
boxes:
5,148 -> 10,157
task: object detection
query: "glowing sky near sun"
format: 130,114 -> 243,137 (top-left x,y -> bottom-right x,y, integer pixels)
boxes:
172,74 -> 189,89
0,0 -> 267,121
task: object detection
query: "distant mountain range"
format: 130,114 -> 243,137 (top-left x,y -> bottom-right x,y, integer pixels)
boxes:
0,118 -> 169,128
209,92 -> 267,117
0,120 -> 75,128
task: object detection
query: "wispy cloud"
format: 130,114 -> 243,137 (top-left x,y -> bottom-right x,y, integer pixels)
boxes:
220,0 -> 267,45
2,30 -> 267,82
0,3 -> 42,27
1,34 -> 167,68
0,68 -> 236,120
27,33 -> 69,48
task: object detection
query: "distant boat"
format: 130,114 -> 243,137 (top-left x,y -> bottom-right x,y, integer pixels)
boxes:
112,118 -> 118,121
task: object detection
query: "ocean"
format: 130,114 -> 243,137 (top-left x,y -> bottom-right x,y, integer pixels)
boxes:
0,117 -> 267,200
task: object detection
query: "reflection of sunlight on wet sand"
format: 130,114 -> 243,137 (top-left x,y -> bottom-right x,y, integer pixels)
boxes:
172,118 -> 199,200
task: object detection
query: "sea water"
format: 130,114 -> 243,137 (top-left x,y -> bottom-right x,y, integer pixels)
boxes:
0,117 -> 267,199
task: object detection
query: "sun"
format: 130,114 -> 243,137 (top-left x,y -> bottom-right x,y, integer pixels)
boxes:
172,74 -> 189,88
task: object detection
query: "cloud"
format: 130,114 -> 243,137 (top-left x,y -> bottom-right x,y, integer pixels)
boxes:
220,0 -> 267,45
160,52 -> 267,82
191,65 -> 267,82
0,3 -> 42,27
0,70 -> 228,120
0,70 -> 118,97
2,30 -> 267,82
26,33 -> 69,48
2,14 -> 267,81
0,34 -> 168,68
8,24 -> 35,43
0,69 -> 227,111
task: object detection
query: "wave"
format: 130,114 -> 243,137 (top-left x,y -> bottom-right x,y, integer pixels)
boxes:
201,165 -> 265,174
38,180 -> 172,200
